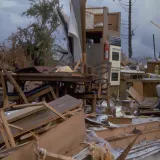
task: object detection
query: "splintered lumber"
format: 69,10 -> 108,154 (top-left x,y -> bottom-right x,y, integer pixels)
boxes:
39,150 -> 74,160
50,89 -> 57,99
73,60 -> 81,72
7,105 -> 45,123
0,71 -> 8,105
109,128 -> 160,149
108,117 -> 132,124
0,123 -> 10,149
0,95 -> 82,145
0,111 -> 16,147
139,110 -> 160,116
20,123 -> 56,140
43,101 -> 66,120
2,111 -> 86,160
96,121 -> 160,139
7,102 -> 44,110
8,124 -> 23,131
2,68 -> 29,104
0,142 -> 29,159
116,133 -> 141,160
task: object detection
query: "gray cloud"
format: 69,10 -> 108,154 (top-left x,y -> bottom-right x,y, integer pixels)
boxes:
1,0 -> 160,58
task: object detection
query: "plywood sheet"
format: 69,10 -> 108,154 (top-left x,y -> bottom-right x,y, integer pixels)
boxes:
0,95 -> 82,144
96,121 -> 160,139
2,112 -> 86,160
133,81 -> 143,97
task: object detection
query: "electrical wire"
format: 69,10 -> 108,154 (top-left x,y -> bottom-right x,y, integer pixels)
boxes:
112,0 -> 129,12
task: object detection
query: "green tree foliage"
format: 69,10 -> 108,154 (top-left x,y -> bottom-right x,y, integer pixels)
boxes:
17,0 -> 62,65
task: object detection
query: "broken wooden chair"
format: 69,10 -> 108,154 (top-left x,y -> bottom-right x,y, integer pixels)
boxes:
127,86 -> 158,110
74,61 -> 111,112
7,84 -> 57,103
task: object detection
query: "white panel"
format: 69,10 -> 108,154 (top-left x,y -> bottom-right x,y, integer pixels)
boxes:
110,68 -> 120,86
109,45 -> 121,68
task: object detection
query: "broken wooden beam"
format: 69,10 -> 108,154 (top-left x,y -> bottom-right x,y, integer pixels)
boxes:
2,111 -> 86,160
109,128 -> 160,149
8,124 -> 23,131
96,121 -> 160,140
108,117 -> 132,124
0,71 -> 8,106
43,101 -> 66,120
116,132 -> 141,160
0,123 -> 10,149
0,95 -> 82,146
0,110 -> 16,147
38,149 -> 74,160
2,68 -> 29,104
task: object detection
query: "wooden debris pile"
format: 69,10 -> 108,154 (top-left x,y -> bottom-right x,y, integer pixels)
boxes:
0,95 -> 86,159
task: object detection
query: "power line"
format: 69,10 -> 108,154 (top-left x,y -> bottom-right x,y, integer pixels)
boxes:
113,0 -> 129,12
128,0 -> 132,58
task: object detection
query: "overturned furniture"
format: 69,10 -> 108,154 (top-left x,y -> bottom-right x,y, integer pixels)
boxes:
0,95 -> 85,159
127,86 -> 158,110
74,61 -> 111,112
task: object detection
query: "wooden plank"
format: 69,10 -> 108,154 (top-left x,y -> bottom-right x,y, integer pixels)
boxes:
0,110 -> 16,147
116,133 -> 140,160
0,95 -> 82,145
103,7 -> 108,57
2,112 -> 86,160
109,128 -> 160,149
92,94 -> 96,112
49,88 -> 57,99
7,105 -> 45,123
6,73 -> 93,83
73,60 -> 81,72
0,142 -> 29,159
39,150 -> 74,160
133,81 -> 143,97
2,68 -> 28,104
0,123 -> 10,149
127,87 -> 144,104
8,124 -> 23,131
80,0 -> 87,68
27,87 -> 55,102
43,101 -> 66,120
0,72 -> 8,105
139,110 -> 160,116
8,102 -> 43,110
20,124 -> 54,140
108,117 -> 132,124
96,121 -> 160,139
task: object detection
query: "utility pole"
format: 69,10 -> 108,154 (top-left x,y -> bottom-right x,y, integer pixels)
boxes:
128,0 -> 132,58
153,34 -> 156,60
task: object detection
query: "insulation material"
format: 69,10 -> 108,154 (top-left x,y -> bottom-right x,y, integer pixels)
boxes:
55,66 -> 73,72
87,131 -> 119,160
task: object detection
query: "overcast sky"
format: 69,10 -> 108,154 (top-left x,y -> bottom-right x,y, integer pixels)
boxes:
1,0 -> 160,58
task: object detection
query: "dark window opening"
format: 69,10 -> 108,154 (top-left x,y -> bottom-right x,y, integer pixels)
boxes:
86,32 -> 102,43
112,73 -> 118,81
112,52 -> 119,61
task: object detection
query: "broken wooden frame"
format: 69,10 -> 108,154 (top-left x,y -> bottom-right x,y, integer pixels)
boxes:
127,86 -> 158,110
0,95 -> 83,151
96,121 -> 160,149
1,111 -> 86,160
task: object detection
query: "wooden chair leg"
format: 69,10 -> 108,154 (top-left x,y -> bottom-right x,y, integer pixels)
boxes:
56,87 -> 59,98
1,110 -> 16,147
92,95 -> 97,112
